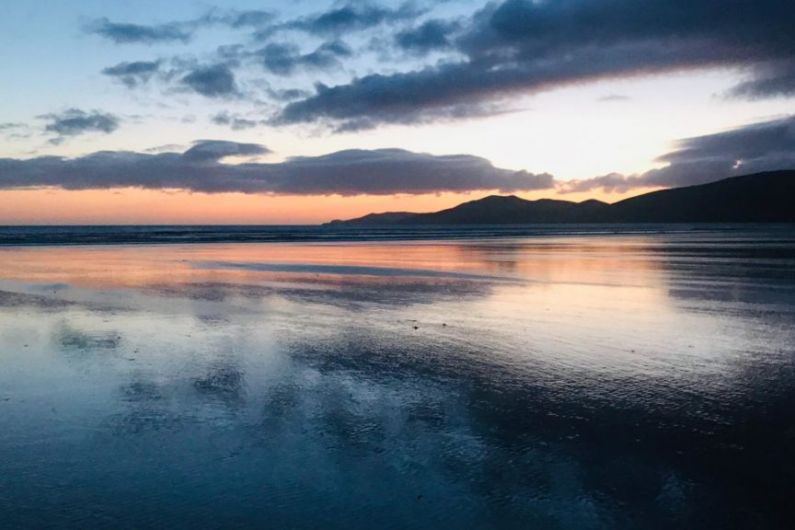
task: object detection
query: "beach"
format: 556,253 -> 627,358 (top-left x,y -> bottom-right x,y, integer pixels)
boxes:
1,227 -> 794,528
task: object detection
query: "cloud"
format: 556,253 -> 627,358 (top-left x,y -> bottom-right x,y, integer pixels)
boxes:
210,112 -> 263,130
0,145 -> 554,196
41,109 -> 120,142
562,115 -> 795,193
395,18 -> 460,54
729,61 -> 795,99
264,1 -> 423,38
86,8 -> 280,46
268,88 -> 312,101
257,40 -> 353,76
275,0 -> 795,130
0,122 -> 30,141
213,9 -> 274,29
181,64 -> 237,97
101,60 -> 161,88
144,144 -> 185,153
86,17 -> 192,44
274,63 -> 522,130
182,140 -> 270,161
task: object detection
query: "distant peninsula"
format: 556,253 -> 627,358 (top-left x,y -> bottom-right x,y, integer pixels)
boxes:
326,170 -> 795,225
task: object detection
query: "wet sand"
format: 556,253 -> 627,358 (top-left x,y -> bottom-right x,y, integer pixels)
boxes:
1,228 -> 794,528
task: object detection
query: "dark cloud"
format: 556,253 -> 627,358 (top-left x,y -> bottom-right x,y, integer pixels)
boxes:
308,40 -> 354,63
0,145 -> 554,196
210,112 -> 263,130
258,40 -> 353,76
181,64 -> 237,97
265,1 -> 423,38
86,17 -> 192,44
259,43 -> 308,75
182,140 -> 270,162
395,18 -> 460,54
563,116 -> 795,193
275,0 -> 795,130
274,63 -> 519,130
729,62 -> 795,99
101,60 -> 161,88
42,109 -> 120,142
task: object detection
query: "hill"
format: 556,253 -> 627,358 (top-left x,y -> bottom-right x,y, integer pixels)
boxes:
326,170 -> 795,225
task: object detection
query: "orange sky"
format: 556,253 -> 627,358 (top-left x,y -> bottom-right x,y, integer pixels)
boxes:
0,187 -> 658,225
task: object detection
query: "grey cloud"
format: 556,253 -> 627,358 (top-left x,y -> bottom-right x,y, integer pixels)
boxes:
211,111 -> 263,130
561,172 -> 638,194
144,143 -> 185,153
86,9 -> 276,45
258,40 -> 352,76
275,0 -> 795,130
86,17 -> 193,44
0,122 -> 30,141
268,88 -> 312,101
42,109 -> 120,141
729,62 -> 795,99
100,57 -> 230,95
181,64 -> 238,97
563,115 -> 795,193
0,145 -> 554,196
214,9 -> 274,29
395,18 -> 460,54
101,60 -> 161,88
258,1 -> 423,39
182,140 -> 270,161
216,44 -> 246,60
274,61 -> 526,129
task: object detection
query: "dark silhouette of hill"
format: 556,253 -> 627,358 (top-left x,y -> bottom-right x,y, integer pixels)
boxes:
605,171 -> 795,222
326,170 -> 795,225
333,212 -> 418,225
405,196 -> 609,224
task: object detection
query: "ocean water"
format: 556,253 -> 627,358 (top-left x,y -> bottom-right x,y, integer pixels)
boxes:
0,226 -> 794,528
0,223 -> 773,246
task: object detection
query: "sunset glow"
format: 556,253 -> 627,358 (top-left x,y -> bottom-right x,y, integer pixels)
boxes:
1,1 -> 793,223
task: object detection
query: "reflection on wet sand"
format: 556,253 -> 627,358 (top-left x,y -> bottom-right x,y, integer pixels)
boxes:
1,229 -> 794,528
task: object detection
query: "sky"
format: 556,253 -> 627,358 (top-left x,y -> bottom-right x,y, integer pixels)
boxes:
1,0 -> 794,224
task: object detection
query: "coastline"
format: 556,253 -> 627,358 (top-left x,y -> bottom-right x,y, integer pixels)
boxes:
1,223 -> 793,248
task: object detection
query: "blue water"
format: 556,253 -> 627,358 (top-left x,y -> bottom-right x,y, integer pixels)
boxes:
1,228 -> 794,528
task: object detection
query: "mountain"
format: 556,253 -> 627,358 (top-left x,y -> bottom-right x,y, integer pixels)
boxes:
606,171 -> 794,222
403,196 -> 610,224
326,170 -> 795,225
327,212 -> 417,225
326,196 -> 610,225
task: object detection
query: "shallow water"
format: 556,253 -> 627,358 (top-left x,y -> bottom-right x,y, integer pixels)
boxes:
1,228 -> 794,528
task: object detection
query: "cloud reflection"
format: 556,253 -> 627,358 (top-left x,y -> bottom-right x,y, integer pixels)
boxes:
1,232 -> 794,527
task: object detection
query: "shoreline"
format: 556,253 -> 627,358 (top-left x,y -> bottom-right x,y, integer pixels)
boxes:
1,223 -> 792,248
